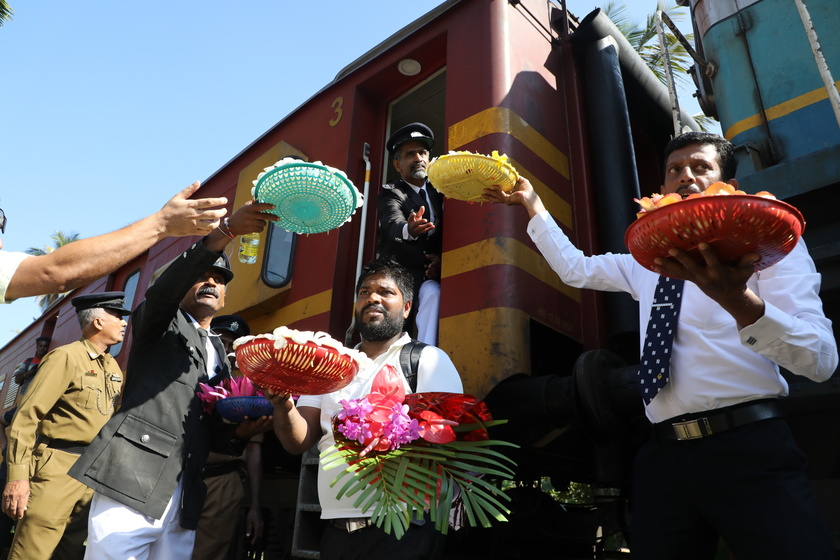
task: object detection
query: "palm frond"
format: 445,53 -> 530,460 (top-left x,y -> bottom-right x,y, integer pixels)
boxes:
0,0 -> 13,26
324,438 -> 517,539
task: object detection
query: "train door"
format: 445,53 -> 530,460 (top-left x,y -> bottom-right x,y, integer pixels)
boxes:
383,69 -> 447,185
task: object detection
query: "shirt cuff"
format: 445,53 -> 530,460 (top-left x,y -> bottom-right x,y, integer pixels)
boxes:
6,463 -> 30,482
526,210 -> 556,240
738,302 -> 792,350
401,223 -> 418,241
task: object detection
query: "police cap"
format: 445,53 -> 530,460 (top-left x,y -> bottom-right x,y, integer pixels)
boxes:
211,314 -> 250,338
387,122 -> 434,155
71,292 -> 131,316
211,253 -> 234,284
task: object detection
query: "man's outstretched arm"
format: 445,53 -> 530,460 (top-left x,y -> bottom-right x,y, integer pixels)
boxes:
6,182 -> 227,300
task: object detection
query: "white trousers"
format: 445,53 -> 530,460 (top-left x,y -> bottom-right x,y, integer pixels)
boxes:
416,279 -> 440,346
84,480 -> 195,560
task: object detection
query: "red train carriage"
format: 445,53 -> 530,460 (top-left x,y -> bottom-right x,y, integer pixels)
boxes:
0,1 -> 717,558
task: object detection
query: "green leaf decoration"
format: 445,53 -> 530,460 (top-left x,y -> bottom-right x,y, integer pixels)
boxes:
322,438 -> 517,539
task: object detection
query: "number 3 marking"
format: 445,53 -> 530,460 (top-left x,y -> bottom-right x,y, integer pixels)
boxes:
329,97 -> 343,127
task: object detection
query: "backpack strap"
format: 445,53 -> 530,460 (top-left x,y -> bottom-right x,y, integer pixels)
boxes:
399,340 -> 428,393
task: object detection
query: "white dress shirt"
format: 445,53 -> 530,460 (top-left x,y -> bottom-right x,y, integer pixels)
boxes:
297,333 -> 463,519
527,210 -> 838,424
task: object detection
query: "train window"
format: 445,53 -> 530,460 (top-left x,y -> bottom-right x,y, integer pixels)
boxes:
109,269 -> 140,357
261,225 -> 296,288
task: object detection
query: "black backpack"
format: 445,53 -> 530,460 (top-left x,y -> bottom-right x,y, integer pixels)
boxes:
398,340 -> 427,393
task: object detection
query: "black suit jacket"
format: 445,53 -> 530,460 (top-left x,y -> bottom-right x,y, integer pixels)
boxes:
376,178 -> 444,284
69,241 -> 243,528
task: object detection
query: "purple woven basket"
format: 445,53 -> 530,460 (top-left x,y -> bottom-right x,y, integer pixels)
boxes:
215,396 -> 274,423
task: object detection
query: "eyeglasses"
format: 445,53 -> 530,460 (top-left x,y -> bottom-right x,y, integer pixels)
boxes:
0,208 -> 5,234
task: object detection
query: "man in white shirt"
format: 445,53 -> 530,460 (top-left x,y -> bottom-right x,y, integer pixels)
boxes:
0,182 -> 227,305
484,132 -> 838,559
268,257 -> 463,560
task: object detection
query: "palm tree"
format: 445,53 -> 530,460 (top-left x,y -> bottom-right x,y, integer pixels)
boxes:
25,230 -> 81,311
603,1 -> 717,132
0,1 -> 13,27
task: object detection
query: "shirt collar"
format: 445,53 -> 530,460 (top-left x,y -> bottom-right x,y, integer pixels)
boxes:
80,337 -> 108,361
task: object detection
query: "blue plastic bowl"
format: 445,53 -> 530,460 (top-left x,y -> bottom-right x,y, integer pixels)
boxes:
215,396 -> 274,423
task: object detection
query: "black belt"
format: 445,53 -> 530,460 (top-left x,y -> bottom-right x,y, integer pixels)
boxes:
202,460 -> 245,479
331,517 -> 375,533
45,439 -> 88,455
652,399 -> 784,441
330,516 -> 426,533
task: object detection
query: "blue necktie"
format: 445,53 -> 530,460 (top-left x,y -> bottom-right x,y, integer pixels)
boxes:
638,276 -> 685,405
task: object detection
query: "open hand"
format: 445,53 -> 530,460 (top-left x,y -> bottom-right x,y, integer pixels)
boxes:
407,206 -> 435,237
655,243 -> 765,326
482,177 -> 545,217
158,182 -> 229,237
234,416 -> 274,440
226,200 -> 279,236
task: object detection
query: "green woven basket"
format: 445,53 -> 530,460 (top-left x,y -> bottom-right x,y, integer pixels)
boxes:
252,159 -> 363,234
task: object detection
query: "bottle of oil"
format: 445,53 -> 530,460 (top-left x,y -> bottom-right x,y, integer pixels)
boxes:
238,233 -> 260,264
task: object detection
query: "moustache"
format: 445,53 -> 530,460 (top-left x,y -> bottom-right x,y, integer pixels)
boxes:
362,303 -> 387,315
197,286 -> 219,298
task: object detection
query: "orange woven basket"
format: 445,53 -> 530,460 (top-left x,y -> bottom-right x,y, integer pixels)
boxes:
625,195 -> 805,273
235,337 -> 360,395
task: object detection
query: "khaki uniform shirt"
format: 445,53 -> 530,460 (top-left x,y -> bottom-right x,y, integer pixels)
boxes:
6,338 -> 123,482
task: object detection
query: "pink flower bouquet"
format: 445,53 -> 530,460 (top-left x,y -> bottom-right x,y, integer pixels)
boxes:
322,364 -> 516,539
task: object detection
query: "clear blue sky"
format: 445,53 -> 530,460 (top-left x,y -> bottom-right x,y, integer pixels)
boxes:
0,0 -> 703,347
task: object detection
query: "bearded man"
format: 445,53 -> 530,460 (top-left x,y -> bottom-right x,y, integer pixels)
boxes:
267,257 -> 462,560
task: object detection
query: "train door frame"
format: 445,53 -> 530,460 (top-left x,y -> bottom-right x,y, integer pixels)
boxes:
381,68 -> 448,186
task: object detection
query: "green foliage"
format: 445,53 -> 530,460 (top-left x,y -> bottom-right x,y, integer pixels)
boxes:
0,1 -> 13,27
604,1 -> 718,132
545,479 -> 595,505
25,230 -> 81,256
323,438 -> 517,540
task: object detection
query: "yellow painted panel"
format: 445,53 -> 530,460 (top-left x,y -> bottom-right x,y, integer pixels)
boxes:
508,158 -> 573,229
724,80 -> 840,140
441,237 -> 581,303
448,106 -> 570,179
247,289 -> 334,335
224,140 -> 307,314
438,307 -> 532,398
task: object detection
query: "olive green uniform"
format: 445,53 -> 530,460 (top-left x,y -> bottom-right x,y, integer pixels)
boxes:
5,338 -> 123,560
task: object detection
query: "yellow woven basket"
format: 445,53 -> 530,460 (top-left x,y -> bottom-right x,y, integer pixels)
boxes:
426,152 -> 519,202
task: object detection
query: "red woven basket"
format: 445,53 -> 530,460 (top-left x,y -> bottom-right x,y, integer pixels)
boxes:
235,337 -> 360,395
625,195 -> 805,273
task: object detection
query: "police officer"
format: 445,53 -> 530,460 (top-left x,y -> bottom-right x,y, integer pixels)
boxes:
2,292 -> 130,560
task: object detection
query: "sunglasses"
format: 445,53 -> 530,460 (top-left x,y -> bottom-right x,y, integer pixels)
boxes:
0,208 -> 5,234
